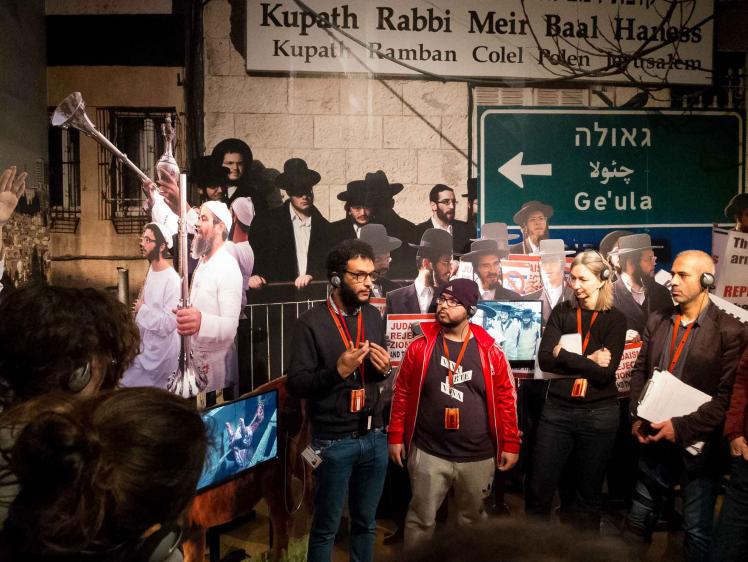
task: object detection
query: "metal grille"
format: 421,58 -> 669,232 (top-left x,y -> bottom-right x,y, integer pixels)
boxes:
48,120 -> 81,233
96,107 -> 186,234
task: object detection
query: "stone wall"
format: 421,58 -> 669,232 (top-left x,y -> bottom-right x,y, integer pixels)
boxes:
202,0 -> 470,223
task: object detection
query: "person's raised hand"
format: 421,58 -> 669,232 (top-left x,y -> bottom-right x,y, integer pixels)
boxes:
157,173 -> 181,215
368,341 -> 391,375
0,166 -> 27,226
336,341 -> 370,379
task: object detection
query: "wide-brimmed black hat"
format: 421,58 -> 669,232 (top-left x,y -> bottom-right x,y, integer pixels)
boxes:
275,158 -> 321,194
339,170 -> 403,205
725,193 -> 748,219
599,230 -> 633,259
409,228 -> 454,258
610,233 -> 663,256
191,156 -> 229,188
513,200 -> 554,226
360,224 -> 401,254
460,238 -> 509,262
210,138 -> 253,163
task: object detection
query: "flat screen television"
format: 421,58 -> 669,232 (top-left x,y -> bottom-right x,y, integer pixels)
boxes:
196,388 -> 279,492
476,300 -> 543,369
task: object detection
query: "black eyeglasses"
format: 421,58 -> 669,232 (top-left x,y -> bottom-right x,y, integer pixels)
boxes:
436,296 -> 461,308
345,269 -> 379,282
437,199 -> 457,206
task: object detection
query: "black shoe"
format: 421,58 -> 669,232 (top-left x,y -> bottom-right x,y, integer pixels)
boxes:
383,526 -> 404,545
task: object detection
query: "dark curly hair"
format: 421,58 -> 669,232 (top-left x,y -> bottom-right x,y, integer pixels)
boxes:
0,284 -> 140,406
325,239 -> 375,281
1,388 -> 208,560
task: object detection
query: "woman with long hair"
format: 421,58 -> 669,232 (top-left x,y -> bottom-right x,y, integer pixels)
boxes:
525,250 -> 627,531
0,388 -> 208,561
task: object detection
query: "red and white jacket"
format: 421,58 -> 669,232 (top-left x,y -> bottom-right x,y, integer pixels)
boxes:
388,321 -> 521,460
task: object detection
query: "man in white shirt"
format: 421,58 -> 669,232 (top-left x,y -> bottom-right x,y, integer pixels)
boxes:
386,229 -> 454,315
461,239 -> 521,301
414,185 -> 474,254
175,201 -> 243,392
509,201 -> 554,255
525,239 -> 575,324
249,158 -> 330,290
122,223 -> 181,388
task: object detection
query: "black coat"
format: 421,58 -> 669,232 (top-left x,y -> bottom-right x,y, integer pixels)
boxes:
329,217 -> 358,245
375,209 -> 418,280
249,200 -> 330,283
628,304 -> 747,464
413,219 -> 474,255
612,277 -> 673,336
385,283 -> 437,315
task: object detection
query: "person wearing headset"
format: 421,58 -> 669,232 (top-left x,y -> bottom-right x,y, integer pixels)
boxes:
287,239 -> 391,562
0,387 -> 207,562
625,250 -> 747,560
525,250 -> 627,532
388,278 -> 520,551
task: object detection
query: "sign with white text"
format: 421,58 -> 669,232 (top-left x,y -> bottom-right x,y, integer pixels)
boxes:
479,109 -> 743,262
246,0 -> 713,85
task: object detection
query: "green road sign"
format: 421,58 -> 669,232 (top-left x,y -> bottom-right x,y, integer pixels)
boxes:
479,109 -> 743,229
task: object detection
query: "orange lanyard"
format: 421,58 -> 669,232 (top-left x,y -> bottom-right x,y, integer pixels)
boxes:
576,308 -> 599,354
442,330 -> 471,388
327,300 -> 365,383
668,315 -> 695,372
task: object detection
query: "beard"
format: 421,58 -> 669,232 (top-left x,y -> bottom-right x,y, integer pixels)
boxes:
339,280 -> 368,308
191,231 -> 214,259
146,246 -> 161,262
436,207 -> 454,224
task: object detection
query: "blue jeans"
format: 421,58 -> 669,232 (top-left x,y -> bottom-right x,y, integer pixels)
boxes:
307,429 -> 388,562
628,445 -> 719,562
712,456 -> 748,562
525,401 -> 619,530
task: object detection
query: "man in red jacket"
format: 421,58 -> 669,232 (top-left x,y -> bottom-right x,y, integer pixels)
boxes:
388,278 -> 520,551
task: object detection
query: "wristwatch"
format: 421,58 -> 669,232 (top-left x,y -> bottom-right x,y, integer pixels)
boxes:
384,364 -> 393,376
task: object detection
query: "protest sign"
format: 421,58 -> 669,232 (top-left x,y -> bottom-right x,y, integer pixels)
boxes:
386,313 -> 435,367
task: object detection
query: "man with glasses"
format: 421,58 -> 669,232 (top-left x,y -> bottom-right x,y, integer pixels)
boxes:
288,239 -> 392,562
121,223 -> 180,388
388,279 -> 520,551
415,185 -> 474,255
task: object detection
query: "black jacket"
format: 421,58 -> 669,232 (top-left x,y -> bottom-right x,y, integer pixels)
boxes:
249,200 -> 330,283
413,219 -> 474,255
287,301 -> 388,437
329,217 -> 358,245
612,277 -> 673,336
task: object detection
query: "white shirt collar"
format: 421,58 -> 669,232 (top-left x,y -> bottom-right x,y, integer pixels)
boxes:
431,216 -> 452,234
289,203 -> 311,225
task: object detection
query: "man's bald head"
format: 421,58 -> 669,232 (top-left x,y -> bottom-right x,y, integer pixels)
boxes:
674,250 -> 715,275
670,250 -> 715,307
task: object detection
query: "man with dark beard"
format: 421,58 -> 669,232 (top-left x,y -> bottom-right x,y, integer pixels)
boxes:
121,223 -> 180,388
287,239 -> 391,562
509,201 -> 553,255
460,239 -> 521,301
175,201 -> 243,393
414,185 -> 473,255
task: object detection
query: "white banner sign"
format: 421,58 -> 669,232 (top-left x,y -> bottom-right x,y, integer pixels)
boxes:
247,0 -> 713,85
385,313 -> 434,367
714,230 -> 748,311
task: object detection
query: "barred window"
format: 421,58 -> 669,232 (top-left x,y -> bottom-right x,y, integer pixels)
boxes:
96,108 -> 184,234
48,122 -> 81,232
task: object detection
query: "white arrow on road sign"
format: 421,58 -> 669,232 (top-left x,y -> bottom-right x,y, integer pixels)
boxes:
498,152 -> 552,188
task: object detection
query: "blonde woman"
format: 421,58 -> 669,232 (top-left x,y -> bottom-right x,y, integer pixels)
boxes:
525,250 -> 627,531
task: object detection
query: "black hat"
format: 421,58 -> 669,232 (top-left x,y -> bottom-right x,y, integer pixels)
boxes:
512,200 -> 554,226
275,158 -> 321,194
211,138 -> 253,163
725,193 -> 748,219
409,228 -> 454,259
460,238 -> 509,262
463,178 -> 477,200
191,156 -> 229,188
440,279 -> 480,311
339,170 -> 403,206
599,230 -> 633,259
359,224 -> 401,254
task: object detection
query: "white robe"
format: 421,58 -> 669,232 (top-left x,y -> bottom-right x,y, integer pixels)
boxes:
190,244 -> 243,391
121,266 -> 181,388
224,240 -> 254,311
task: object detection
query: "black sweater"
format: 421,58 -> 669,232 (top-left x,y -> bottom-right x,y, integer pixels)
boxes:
287,301 -> 388,437
538,301 -> 627,407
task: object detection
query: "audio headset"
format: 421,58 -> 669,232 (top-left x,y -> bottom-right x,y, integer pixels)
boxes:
587,249 -> 611,281
330,272 -> 342,288
700,272 -> 715,290
68,361 -> 92,393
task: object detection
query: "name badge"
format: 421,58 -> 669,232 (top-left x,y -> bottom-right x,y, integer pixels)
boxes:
444,407 -> 460,430
571,378 -> 588,398
350,388 -> 366,413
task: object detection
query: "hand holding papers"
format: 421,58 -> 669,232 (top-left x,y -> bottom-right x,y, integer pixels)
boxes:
636,370 -> 711,454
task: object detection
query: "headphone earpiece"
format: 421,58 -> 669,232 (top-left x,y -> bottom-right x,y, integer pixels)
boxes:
468,305 -> 477,317
139,525 -> 183,562
68,362 -> 92,393
330,273 -> 342,288
700,272 -> 715,290
587,249 -> 611,281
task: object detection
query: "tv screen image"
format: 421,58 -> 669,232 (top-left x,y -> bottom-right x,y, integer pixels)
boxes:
197,389 -> 279,492
476,300 -> 543,365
